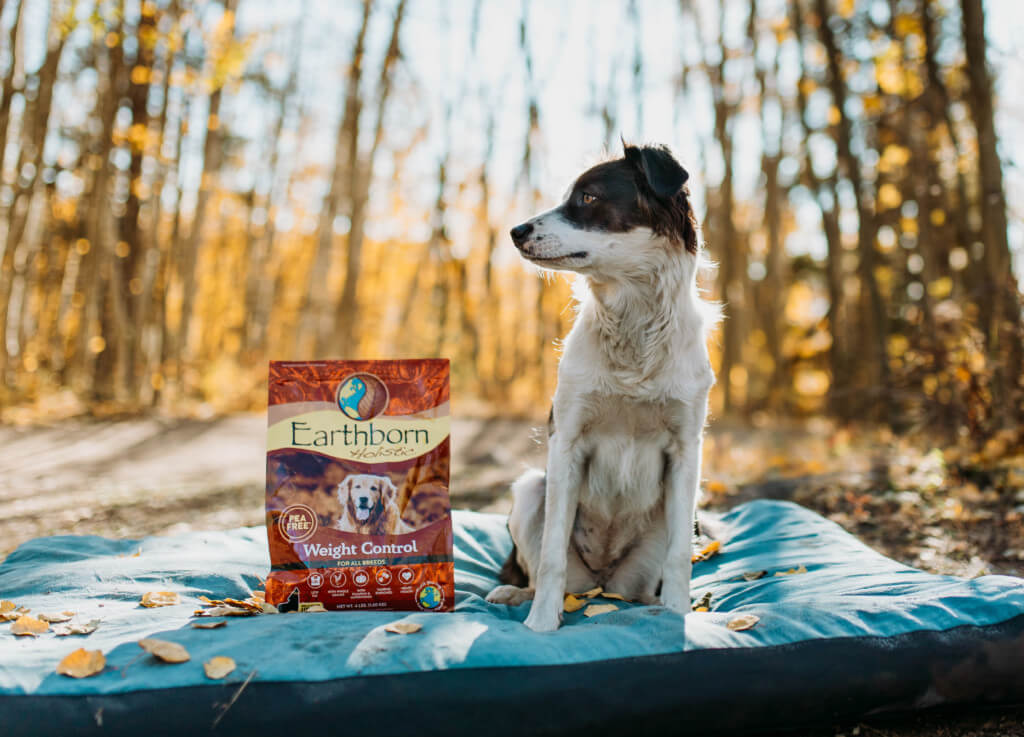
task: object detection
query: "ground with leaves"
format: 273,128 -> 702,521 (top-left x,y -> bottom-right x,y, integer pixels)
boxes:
1,413 -> 1022,734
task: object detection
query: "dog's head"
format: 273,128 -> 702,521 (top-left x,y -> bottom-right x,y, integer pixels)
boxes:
509,143 -> 698,276
337,474 -> 398,525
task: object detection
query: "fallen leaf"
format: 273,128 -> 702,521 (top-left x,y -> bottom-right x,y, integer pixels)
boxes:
224,598 -> 263,612
39,612 -> 72,623
742,570 -> 767,581
53,619 -> 101,636
197,606 -> 258,617
250,591 -> 265,602
0,601 -> 15,614
191,620 -> 228,630
11,616 -> 49,636
692,540 -> 721,563
774,565 -> 808,577
693,591 -> 712,611
583,603 -> 619,617
563,594 -> 585,613
61,611 -> 76,617
579,587 -> 603,599
302,603 -> 327,613
384,621 -> 423,634
203,656 -> 236,679
260,603 -> 279,614
138,638 -> 190,663
56,649 -> 106,678
140,591 -> 180,608
600,592 -> 628,601
727,613 -> 760,631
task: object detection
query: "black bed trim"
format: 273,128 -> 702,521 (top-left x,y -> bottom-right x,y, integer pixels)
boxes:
5,613 -> 1024,737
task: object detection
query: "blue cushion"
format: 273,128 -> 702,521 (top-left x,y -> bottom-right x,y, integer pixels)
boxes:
2,500 -> 1023,736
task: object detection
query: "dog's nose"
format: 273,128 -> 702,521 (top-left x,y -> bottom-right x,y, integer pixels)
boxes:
510,223 -> 534,248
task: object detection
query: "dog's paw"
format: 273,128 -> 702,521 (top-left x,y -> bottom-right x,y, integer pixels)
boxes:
523,604 -> 562,632
658,582 -> 691,615
485,585 -> 535,606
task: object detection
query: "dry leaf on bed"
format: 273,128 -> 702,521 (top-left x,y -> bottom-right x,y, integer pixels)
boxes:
56,649 -> 106,678
191,620 -> 228,630
563,594 -> 586,613
692,540 -> 721,563
726,613 -> 760,631
600,592 -> 629,601
384,621 -> 422,634
10,615 -> 49,636
578,587 -> 603,599
583,603 -> 619,617
203,656 -> 236,679
196,605 -> 258,617
773,565 -> 808,577
39,612 -> 73,623
0,601 -> 15,614
138,638 -> 190,663
692,592 -> 713,612
53,619 -> 101,636
140,591 -> 180,608
742,570 -> 767,581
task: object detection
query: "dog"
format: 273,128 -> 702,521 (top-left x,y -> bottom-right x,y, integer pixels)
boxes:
334,473 -> 413,535
485,143 -> 717,632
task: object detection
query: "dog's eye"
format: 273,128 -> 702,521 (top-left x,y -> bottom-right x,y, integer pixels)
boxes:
581,192 -> 596,205
371,486 -> 378,491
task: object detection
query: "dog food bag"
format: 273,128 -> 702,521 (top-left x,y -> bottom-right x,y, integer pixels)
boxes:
264,359 -> 453,612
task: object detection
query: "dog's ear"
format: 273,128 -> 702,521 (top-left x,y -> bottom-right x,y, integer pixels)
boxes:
383,478 -> 398,504
625,144 -> 689,200
337,478 -> 351,502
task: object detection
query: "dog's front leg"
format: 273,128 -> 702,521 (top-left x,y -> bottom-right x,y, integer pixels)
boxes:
660,394 -> 709,614
523,438 -> 582,632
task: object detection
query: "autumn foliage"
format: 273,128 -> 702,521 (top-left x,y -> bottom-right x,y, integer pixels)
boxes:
0,0 -> 1019,450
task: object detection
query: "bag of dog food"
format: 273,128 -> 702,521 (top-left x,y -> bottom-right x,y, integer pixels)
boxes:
264,359 -> 453,612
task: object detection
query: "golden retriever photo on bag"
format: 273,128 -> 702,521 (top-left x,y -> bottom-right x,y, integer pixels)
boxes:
333,473 -> 413,536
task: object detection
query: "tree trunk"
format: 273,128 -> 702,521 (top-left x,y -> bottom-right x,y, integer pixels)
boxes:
326,0 -> 406,357
299,0 -> 372,356
961,0 -> 1021,418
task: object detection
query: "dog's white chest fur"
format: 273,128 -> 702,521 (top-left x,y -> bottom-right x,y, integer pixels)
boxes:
570,393 -> 683,571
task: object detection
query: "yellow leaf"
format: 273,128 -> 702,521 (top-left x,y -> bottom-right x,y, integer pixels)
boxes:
11,616 -> 49,636
877,183 -> 902,210
578,587 -> 603,599
56,649 -> 106,678
203,656 -> 236,679
692,540 -> 721,563
727,613 -> 760,631
928,277 -> 952,299
140,591 -> 180,608
384,621 -> 423,634
138,638 -> 190,663
563,594 -> 586,613
583,603 -> 619,617
39,612 -> 72,623
0,601 -> 15,614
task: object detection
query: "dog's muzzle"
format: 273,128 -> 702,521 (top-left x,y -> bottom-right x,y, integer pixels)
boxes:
355,497 -> 371,521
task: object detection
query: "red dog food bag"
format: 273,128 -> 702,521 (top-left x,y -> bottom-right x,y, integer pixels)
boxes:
264,359 -> 453,612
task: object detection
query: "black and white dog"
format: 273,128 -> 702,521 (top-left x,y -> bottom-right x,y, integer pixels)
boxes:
486,144 -> 717,632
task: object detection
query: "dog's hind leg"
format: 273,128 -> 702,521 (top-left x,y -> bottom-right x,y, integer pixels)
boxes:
485,468 -> 594,608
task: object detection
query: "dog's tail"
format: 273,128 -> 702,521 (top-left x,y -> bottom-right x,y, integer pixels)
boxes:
498,540 -> 529,587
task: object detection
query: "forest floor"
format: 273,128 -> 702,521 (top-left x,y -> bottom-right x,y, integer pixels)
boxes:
1,412 -> 1022,735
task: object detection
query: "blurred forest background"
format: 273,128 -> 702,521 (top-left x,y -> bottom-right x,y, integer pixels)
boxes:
0,0 -> 1022,442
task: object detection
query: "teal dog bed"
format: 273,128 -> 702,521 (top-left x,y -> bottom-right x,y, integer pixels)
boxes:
2,500 -> 1022,736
